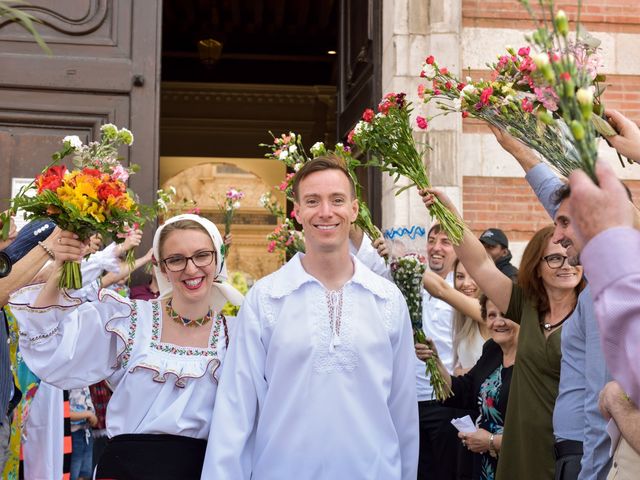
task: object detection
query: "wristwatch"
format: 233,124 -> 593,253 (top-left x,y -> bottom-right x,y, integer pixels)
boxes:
0,251 -> 11,278
489,433 -> 497,458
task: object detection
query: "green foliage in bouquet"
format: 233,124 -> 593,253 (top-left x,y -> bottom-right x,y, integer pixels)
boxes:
261,132 -> 382,243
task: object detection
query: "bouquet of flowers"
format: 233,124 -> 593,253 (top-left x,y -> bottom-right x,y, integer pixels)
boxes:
348,93 -> 465,244
11,124 -> 154,289
261,132 -> 382,243
418,0 -> 612,180
215,188 -> 244,252
259,191 -> 306,259
156,186 -> 200,221
390,253 -> 452,401
266,218 -> 306,259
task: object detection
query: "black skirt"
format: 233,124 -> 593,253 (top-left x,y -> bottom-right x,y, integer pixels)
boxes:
95,433 -> 207,480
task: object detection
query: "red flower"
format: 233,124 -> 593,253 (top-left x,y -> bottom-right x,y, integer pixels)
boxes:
378,100 -> 392,115
97,182 -> 123,201
480,86 -> 493,105
457,82 -> 466,91
560,72 -> 571,82
440,67 -> 449,75
36,165 -> 67,193
462,111 -> 469,118
362,108 -> 375,123
518,46 -> 530,57
82,168 -> 102,177
416,116 -> 428,130
347,129 -> 355,145
521,97 -> 534,113
425,55 -> 435,65
444,81 -> 453,90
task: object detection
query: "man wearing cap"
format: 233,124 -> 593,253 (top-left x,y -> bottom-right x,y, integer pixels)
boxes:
479,228 -> 519,282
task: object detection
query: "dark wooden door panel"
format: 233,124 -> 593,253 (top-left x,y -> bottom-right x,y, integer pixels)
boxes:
0,0 -> 160,212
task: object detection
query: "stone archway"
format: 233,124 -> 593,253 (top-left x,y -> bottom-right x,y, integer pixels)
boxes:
162,161 -> 285,281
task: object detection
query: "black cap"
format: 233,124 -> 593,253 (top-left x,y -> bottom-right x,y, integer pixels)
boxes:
479,228 -> 509,249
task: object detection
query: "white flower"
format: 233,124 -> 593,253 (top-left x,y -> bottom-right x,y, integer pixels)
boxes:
63,135 -> 83,149
233,201 -> 241,209
259,193 -> 270,207
100,123 -> 118,140
289,145 -> 298,154
421,63 -> 436,80
453,97 -> 462,110
310,141 -> 325,157
157,198 -> 167,211
353,120 -> 372,135
461,84 -> 477,97
533,52 -> 549,68
293,163 -> 302,172
576,87 -> 594,106
169,186 -> 177,195
279,150 -> 289,160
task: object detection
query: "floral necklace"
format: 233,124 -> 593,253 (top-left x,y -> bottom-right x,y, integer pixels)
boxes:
165,299 -> 214,328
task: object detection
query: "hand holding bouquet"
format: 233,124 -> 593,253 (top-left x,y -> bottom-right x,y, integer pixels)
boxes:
12,124 -> 154,289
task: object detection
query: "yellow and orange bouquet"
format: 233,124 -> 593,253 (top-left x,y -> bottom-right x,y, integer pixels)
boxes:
13,124 -> 154,288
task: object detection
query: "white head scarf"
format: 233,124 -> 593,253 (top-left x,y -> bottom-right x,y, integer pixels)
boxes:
152,214 -> 244,312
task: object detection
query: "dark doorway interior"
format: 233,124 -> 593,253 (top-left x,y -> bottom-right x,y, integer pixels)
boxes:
161,0 -> 339,85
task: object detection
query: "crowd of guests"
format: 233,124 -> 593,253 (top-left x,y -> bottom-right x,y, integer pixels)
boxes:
0,108 -> 638,480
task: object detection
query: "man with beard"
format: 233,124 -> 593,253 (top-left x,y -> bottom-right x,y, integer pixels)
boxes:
415,224 -> 463,480
490,125 -> 610,480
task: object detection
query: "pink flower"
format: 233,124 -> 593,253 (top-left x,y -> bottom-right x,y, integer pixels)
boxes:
480,87 -> 493,105
560,72 -> 571,82
425,55 -> 435,65
416,116 -> 428,130
290,209 -> 297,219
347,129 -> 355,145
417,84 -> 426,99
534,86 -> 559,111
444,81 -> 452,90
267,240 -> 276,253
112,164 -> 129,183
362,108 -> 375,123
518,46 -> 530,57
521,97 -> 534,113
440,67 -> 449,75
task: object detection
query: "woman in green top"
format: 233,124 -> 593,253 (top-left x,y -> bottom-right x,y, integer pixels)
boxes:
419,190 -> 584,480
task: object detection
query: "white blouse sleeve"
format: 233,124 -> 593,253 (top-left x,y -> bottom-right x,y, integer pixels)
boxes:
9,284 -> 135,390
389,292 -> 420,479
202,289 -> 268,478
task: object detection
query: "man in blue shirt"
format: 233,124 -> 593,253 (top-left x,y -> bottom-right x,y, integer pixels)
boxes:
490,126 -> 611,480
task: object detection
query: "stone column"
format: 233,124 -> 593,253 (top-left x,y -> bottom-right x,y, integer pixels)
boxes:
380,0 -> 463,233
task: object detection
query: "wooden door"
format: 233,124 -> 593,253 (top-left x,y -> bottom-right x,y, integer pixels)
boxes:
0,0 -> 161,212
338,0 -> 383,225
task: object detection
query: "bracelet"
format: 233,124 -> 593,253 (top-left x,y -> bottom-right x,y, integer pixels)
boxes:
489,433 -> 497,458
38,241 -> 55,260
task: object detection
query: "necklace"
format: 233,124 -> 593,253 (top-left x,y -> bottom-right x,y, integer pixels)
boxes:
165,299 -> 214,328
541,310 -> 572,332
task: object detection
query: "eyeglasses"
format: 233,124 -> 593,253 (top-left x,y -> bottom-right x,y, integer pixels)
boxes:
162,250 -> 216,272
542,253 -> 569,269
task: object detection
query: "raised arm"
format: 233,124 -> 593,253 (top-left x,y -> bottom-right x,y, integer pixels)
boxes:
0,228 -> 62,305
422,271 -> 482,323
419,189 -> 512,314
488,124 -> 541,173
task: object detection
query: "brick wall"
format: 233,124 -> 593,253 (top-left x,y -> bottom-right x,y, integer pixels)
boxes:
463,176 -> 640,243
462,0 -> 640,33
